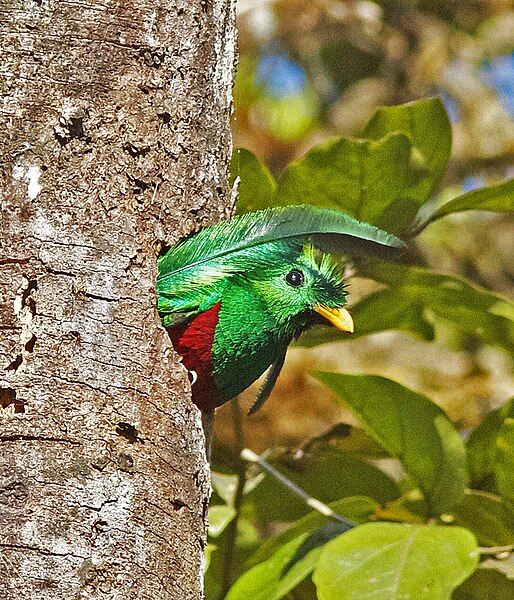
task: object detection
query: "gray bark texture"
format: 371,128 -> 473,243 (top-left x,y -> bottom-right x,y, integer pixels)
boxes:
0,1 -> 236,598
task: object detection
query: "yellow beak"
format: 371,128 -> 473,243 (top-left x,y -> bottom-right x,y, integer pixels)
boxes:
313,305 -> 354,333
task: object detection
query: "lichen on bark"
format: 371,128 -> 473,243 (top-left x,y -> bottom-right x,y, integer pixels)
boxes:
0,1 -> 236,597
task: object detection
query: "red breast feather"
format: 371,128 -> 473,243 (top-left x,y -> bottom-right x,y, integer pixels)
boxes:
167,303 -> 221,412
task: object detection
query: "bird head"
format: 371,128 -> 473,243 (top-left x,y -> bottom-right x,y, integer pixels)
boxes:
157,205 -> 404,411
240,242 -> 354,338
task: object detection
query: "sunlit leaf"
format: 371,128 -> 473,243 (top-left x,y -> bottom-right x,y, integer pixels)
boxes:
314,372 -> 468,515
211,471 -> 239,506
226,533 -> 320,600
258,88 -> 320,142
424,178 -> 514,227
313,522 -> 478,600
364,97 -> 452,212
208,505 -> 237,538
204,543 -> 217,573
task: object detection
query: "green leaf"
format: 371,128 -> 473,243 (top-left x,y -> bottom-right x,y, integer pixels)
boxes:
282,522 -> 353,575
298,287 -> 435,347
208,505 -> 237,538
211,471 -> 239,506
204,543 -> 217,572
313,522 -> 478,600
348,288 -> 435,340
226,533 -> 320,600
314,372 -> 469,515
359,262 -> 514,357
231,148 -> 277,214
276,133 -> 418,234
452,490 -> 514,547
424,178 -> 514,226
247,496 -> 378,568
375,490 -> 428,524
233,56 -> 261,109
204,515 -> 261,600
303,423 -> 389,458
230,99 -> 454,235
247,450 -> 400,522
467,398 -> 514,485
210,470 -> 263,506
453,566 -> 514,600
364,97 -> 452,209
496,418 -> 514,507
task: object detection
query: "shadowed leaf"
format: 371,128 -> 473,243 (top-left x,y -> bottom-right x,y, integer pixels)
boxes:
276,133 -> 417,234
495,418 -> 514,507
453,566 -> 514,600
247,449 -> 399,522
314,372 -> 468,515
452,490 -> 514,547
359,262 -> 514,357
467,398 -> 514,486
298,286 -> 434,347
231,148 -> 277,214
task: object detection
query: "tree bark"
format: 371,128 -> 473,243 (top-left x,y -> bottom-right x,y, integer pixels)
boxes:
0,1 -> 236,598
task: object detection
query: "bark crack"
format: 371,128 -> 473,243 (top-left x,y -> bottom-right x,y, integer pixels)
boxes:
0,542 -> 87,560
0,435 -> 81,445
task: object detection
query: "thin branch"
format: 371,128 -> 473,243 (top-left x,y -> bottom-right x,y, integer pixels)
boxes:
478,545 -> 513,556
241,448 -> 355,528
219,398 -> 247,599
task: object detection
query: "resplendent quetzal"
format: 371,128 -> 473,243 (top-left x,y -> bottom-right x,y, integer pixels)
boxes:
157,206 -> 403,416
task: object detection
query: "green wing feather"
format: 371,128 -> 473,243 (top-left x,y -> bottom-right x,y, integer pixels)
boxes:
157,205 -> 405,323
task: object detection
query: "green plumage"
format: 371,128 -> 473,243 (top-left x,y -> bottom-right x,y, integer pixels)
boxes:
157,206 -> 404,412
158,206 -> 402,324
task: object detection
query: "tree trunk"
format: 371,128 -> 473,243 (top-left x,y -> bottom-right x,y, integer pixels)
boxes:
0,1 -> 236,598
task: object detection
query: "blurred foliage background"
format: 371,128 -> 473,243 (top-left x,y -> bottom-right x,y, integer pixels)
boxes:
214,0 -> 513,453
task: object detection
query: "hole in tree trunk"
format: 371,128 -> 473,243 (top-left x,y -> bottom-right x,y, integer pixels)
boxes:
5,355 -> 23,371
25,335 -> 37,353
116,422 -> 141,443
0,388 -> 25,413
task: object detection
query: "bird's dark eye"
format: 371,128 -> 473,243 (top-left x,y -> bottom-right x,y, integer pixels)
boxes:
285,269 -> 304,287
